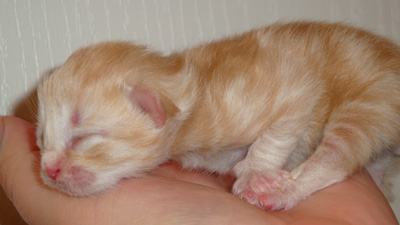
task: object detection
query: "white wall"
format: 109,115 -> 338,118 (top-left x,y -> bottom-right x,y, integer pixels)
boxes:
2,0 -> 400,117
1,0 -> 399,222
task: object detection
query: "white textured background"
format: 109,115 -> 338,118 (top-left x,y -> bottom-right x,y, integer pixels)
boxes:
1,0 -> 399,224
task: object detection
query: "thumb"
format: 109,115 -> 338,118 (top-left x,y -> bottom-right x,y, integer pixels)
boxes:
0,116 -> 39,201
0,116 -> 28,225
0,116 -> 4,145
0,117 -> 41,222
0,116 -> 64,224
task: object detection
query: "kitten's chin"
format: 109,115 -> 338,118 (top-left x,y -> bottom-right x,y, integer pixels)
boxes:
40,167 -> 115,196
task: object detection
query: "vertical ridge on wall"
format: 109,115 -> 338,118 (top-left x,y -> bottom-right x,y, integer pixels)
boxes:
12,0 -> 28,91
29,0 -> 41,80
391,0 -> 400,40
193,0 -> 204,41
42,0 -> 55,67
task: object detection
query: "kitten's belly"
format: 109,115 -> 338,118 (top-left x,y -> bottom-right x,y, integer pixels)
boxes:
174,145 -> 249,174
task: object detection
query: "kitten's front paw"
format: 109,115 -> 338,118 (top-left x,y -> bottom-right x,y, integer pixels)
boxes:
233,170 -> 302,211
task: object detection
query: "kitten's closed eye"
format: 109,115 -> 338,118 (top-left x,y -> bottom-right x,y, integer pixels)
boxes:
67,135 -> 86,150
67,132 -> 106,151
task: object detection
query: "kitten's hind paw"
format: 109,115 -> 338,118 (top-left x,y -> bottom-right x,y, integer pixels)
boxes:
233,170 -> 302,211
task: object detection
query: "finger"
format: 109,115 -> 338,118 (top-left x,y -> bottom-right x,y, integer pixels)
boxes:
0,116 -> 28,225
0,116 -> 77,224
0,116 -> 40,201
0,116 -> 4,145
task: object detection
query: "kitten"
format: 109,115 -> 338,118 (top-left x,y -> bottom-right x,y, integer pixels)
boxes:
36,22 -> 400,210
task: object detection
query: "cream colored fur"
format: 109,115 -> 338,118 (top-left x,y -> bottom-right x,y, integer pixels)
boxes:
37,22 -> 400,210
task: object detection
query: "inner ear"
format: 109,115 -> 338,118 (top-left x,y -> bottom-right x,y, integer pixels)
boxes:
129,88 -> 166,128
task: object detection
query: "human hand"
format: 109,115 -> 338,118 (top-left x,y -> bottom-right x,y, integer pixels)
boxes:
0,116 -> 398,225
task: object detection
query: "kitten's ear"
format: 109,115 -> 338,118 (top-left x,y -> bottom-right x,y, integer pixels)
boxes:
126,87 -> 179,128
128,88 -> 166,128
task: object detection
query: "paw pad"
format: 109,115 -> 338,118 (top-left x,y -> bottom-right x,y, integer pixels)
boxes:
233,170 -> 299,211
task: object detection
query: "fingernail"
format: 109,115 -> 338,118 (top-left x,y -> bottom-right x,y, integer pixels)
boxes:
0,116 -> 4,145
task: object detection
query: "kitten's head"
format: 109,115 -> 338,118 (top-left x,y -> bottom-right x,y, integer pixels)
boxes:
36,42 -> 181,196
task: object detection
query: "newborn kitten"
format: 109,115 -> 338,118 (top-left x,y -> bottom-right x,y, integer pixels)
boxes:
36,22 -> 400,211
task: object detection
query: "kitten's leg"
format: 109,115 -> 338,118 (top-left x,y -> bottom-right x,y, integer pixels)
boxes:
232,84 -> 325,208
232,111 -> 315,207
233,124 -> 300,176
234,100 -> 400,211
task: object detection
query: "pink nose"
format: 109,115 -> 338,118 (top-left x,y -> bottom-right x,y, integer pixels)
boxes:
45,167 -> 61,180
